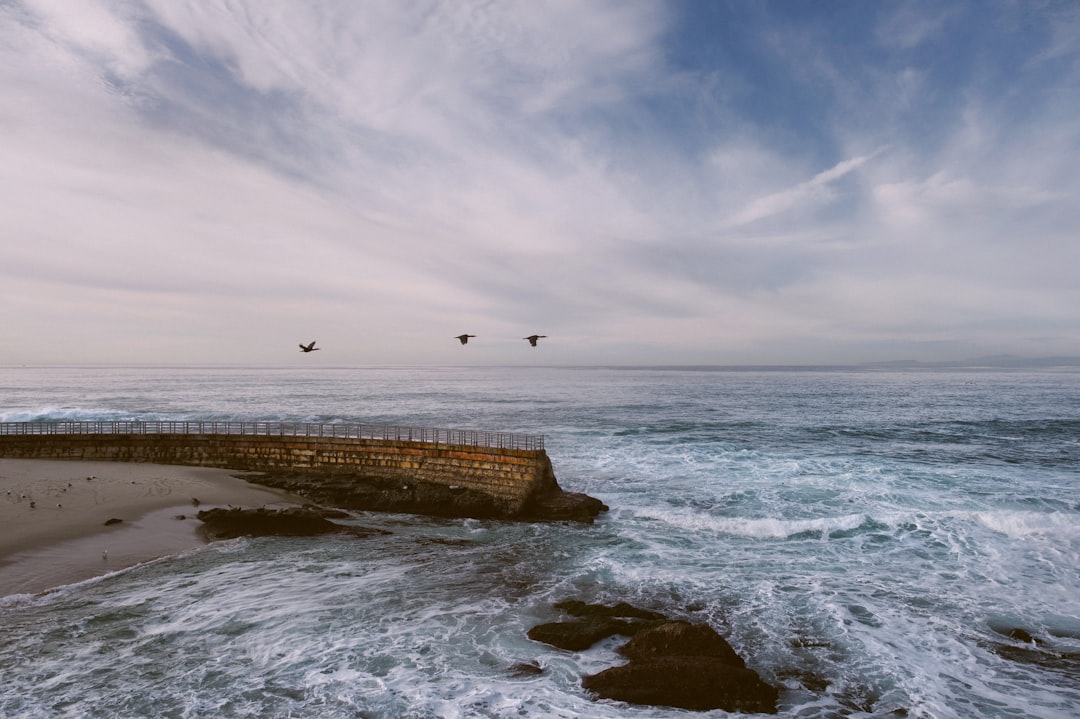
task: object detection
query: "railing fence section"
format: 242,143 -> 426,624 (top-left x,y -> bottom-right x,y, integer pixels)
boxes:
0,421 -> 544,451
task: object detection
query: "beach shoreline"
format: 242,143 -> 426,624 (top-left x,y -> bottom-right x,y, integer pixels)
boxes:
0,459 -> 307,597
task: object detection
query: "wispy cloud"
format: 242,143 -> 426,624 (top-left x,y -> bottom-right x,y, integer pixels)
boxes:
724,150 -> 883,228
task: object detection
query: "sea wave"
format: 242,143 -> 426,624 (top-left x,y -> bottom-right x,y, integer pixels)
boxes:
968,510 -> 1080,541
631,506 -> 873,539
0,406 -> 136,423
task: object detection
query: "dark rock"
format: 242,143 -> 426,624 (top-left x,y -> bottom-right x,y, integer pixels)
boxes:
522,491 -> 609,523
989,625 -> 1044,645
582,656 -> 778,713
1007,628 -> 1036,643
530,600 -> 780,713
508,660 -> 545,677
528,600 -> 668,650
984,623 -> 1080,672
315,507 -> 352,519
554,599 -> 666,621
527,618 -> 650,651
992,642 -> 1080,673
196,507 -> 386,540
241,471 -> 606,523
619,621 -> 746,668
103,517 -> 123,526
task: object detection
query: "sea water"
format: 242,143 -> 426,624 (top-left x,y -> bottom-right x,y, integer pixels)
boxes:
1,365 -> 1078,718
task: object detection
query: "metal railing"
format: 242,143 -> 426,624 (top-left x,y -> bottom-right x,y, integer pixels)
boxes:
0,421 -> 544,451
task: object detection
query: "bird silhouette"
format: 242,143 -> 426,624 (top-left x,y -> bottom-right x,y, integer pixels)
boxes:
299,341 -> 319,353
524,335 -> 547,347
455,334 -> 476,345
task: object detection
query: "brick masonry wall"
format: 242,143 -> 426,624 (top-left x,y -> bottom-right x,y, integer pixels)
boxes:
0,434 -> 560,514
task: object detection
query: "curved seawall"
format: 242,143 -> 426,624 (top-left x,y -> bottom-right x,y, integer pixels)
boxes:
0,422 -> 596,519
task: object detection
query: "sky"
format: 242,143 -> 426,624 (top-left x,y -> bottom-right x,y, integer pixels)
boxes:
2,0 -> 1079,366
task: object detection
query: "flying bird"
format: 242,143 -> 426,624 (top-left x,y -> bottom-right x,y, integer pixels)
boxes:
455,334 -> 476,345
299,341 -> 319,353
524,335 -> 547,347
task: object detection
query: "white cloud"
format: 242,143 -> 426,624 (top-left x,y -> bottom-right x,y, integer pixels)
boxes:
20,0 -> 155,78
1,1 -> 1079,365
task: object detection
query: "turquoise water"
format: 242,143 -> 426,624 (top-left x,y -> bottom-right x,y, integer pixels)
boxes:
1,365 -> 1079,718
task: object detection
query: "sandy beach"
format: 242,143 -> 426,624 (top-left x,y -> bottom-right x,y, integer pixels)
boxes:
0,459 -> 306,597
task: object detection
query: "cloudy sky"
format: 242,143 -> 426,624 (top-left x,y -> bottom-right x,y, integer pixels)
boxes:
2,0 -> 1078,366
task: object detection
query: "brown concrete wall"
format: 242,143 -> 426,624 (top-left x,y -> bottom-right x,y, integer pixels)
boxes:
0,434 -> 559,515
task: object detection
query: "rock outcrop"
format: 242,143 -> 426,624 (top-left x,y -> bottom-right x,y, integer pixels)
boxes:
617,620 -> 746,666
520,491 -> 610,523
582,655 -> 778,713
528,600 -> 779,714
196,507 -> 386,540
244,471 -> 607,523
527,616 -> 653,651
583,621 -> 778,713
527,599 -> 666,650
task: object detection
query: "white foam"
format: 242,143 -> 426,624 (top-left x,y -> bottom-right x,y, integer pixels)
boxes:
0,591 -> 36,608
969,510 -> 1080,541
0,405 -> 130,422
631,505 -> 870,539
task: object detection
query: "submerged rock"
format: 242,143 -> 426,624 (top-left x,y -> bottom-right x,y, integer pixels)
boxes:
196,507 -> 385,540
508,660 -> 545,678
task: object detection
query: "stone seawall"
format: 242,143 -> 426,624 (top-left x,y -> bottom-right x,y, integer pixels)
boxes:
0,434 -> 566,517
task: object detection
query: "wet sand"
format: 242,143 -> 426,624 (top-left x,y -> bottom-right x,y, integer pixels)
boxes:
0,459 -> 306,597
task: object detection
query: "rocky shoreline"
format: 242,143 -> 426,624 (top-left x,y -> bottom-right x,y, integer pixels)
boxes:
195,506 -> 388,540
241,469 -> 608,523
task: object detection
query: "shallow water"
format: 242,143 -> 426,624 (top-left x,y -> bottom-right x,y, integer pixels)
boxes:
1,365 -> 1079,718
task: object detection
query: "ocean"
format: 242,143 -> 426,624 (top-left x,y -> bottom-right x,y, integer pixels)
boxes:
1,365 -> 1078,718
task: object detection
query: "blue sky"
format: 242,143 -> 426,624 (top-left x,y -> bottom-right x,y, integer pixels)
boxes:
2,0 -> 1078,365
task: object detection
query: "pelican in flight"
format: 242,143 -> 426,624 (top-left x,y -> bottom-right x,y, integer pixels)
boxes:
455,334 -> 476,345
299,341 -> 319,353
524,335 -> 546,347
